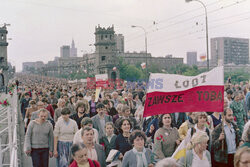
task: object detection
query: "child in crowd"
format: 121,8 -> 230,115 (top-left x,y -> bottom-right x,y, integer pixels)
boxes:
99,122 -> 117,158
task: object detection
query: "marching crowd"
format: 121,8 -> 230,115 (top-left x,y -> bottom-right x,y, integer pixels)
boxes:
17,74 -> 250,167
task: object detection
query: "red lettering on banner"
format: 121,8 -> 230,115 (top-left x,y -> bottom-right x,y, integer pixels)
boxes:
147,94 -> 184,107
197,91 -> 222,101
143,85 -> 224,117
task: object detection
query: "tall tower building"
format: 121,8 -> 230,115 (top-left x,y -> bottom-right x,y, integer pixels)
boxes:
60,45 -> 70,58
114,34 -> 124,53
94,25 -> 119,80
187,52 -> 197,66
70,39 -> 77,57
211,37 -> 249,66
0,24 -> 9,87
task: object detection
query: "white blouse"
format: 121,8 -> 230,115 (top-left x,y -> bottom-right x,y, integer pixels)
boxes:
192,150 -> 210,167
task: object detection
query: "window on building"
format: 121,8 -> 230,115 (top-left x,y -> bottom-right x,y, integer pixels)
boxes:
101,35 -> 103,40
101,56 -> 106,61
110,35 -> 112,39
105,35 -> 108,38
105,46 -> 108,49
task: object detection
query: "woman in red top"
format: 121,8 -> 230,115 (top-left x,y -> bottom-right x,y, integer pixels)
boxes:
69,143 -> 100,167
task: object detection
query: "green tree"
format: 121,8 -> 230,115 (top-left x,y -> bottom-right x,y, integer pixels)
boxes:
224,69 -> 250,83
121,65 -> 143,81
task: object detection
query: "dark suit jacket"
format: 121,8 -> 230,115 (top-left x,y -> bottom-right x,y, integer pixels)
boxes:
171,113 -> 187,129
212,122 -> 241,164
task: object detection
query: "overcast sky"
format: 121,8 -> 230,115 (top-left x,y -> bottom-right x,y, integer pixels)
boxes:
1,0 -> 250,71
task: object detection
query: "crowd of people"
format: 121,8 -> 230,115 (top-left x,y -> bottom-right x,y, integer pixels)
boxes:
17,74 -> 250,167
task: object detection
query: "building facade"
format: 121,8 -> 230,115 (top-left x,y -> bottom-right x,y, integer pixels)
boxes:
22,61 -> 45,73
23,25 -> 183,79
211,37 -> 249,66
115,34 -> 124,53
94,25 -> 119,80
0,24 -> 9,87
60,45 -> 70,58
70,39 -> 77,57
187,52 -> 197,66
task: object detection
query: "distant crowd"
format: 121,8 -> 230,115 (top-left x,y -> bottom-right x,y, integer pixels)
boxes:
16,74 -> 250,167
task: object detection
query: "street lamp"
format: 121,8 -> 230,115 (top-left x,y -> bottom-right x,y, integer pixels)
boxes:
186,0 -> 209,71
131,25 -> 148,78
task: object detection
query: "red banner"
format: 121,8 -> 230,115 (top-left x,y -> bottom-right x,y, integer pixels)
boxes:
86,77 -> 96,89
143,85 -> 224,117
86,77 -> 124,90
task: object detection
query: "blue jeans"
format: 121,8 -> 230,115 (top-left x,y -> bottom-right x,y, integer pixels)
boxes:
56,141 -> 72,167
31,148 -> 49,167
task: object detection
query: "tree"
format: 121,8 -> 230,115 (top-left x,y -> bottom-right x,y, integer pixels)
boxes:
224,69 -> 249,84
120,65 -> 143,81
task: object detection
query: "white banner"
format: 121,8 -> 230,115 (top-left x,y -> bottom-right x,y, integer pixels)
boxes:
147,66 -> 224,93
95,74 -> 108,81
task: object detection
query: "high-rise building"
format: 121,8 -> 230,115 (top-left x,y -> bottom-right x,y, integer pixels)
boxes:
211,37 -> 249,66
60,45 -> 70,58
114,34 -> 124,53
70,39 -> 77,57
186,52 -> 197,66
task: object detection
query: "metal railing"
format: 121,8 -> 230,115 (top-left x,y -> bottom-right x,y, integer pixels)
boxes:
0,90 -> 19,167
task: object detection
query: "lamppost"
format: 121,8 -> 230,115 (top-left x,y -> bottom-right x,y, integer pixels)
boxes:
131,25 -> 148,78
186,0 -> 209,71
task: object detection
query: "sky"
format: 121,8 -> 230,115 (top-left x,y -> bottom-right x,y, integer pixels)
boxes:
1,0 -> 250,72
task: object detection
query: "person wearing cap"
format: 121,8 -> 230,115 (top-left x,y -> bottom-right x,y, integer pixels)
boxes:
178,131 -> 211,167
91,103 -> 112,139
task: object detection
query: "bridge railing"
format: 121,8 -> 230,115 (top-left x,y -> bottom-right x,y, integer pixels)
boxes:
0,90 -> 19,167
